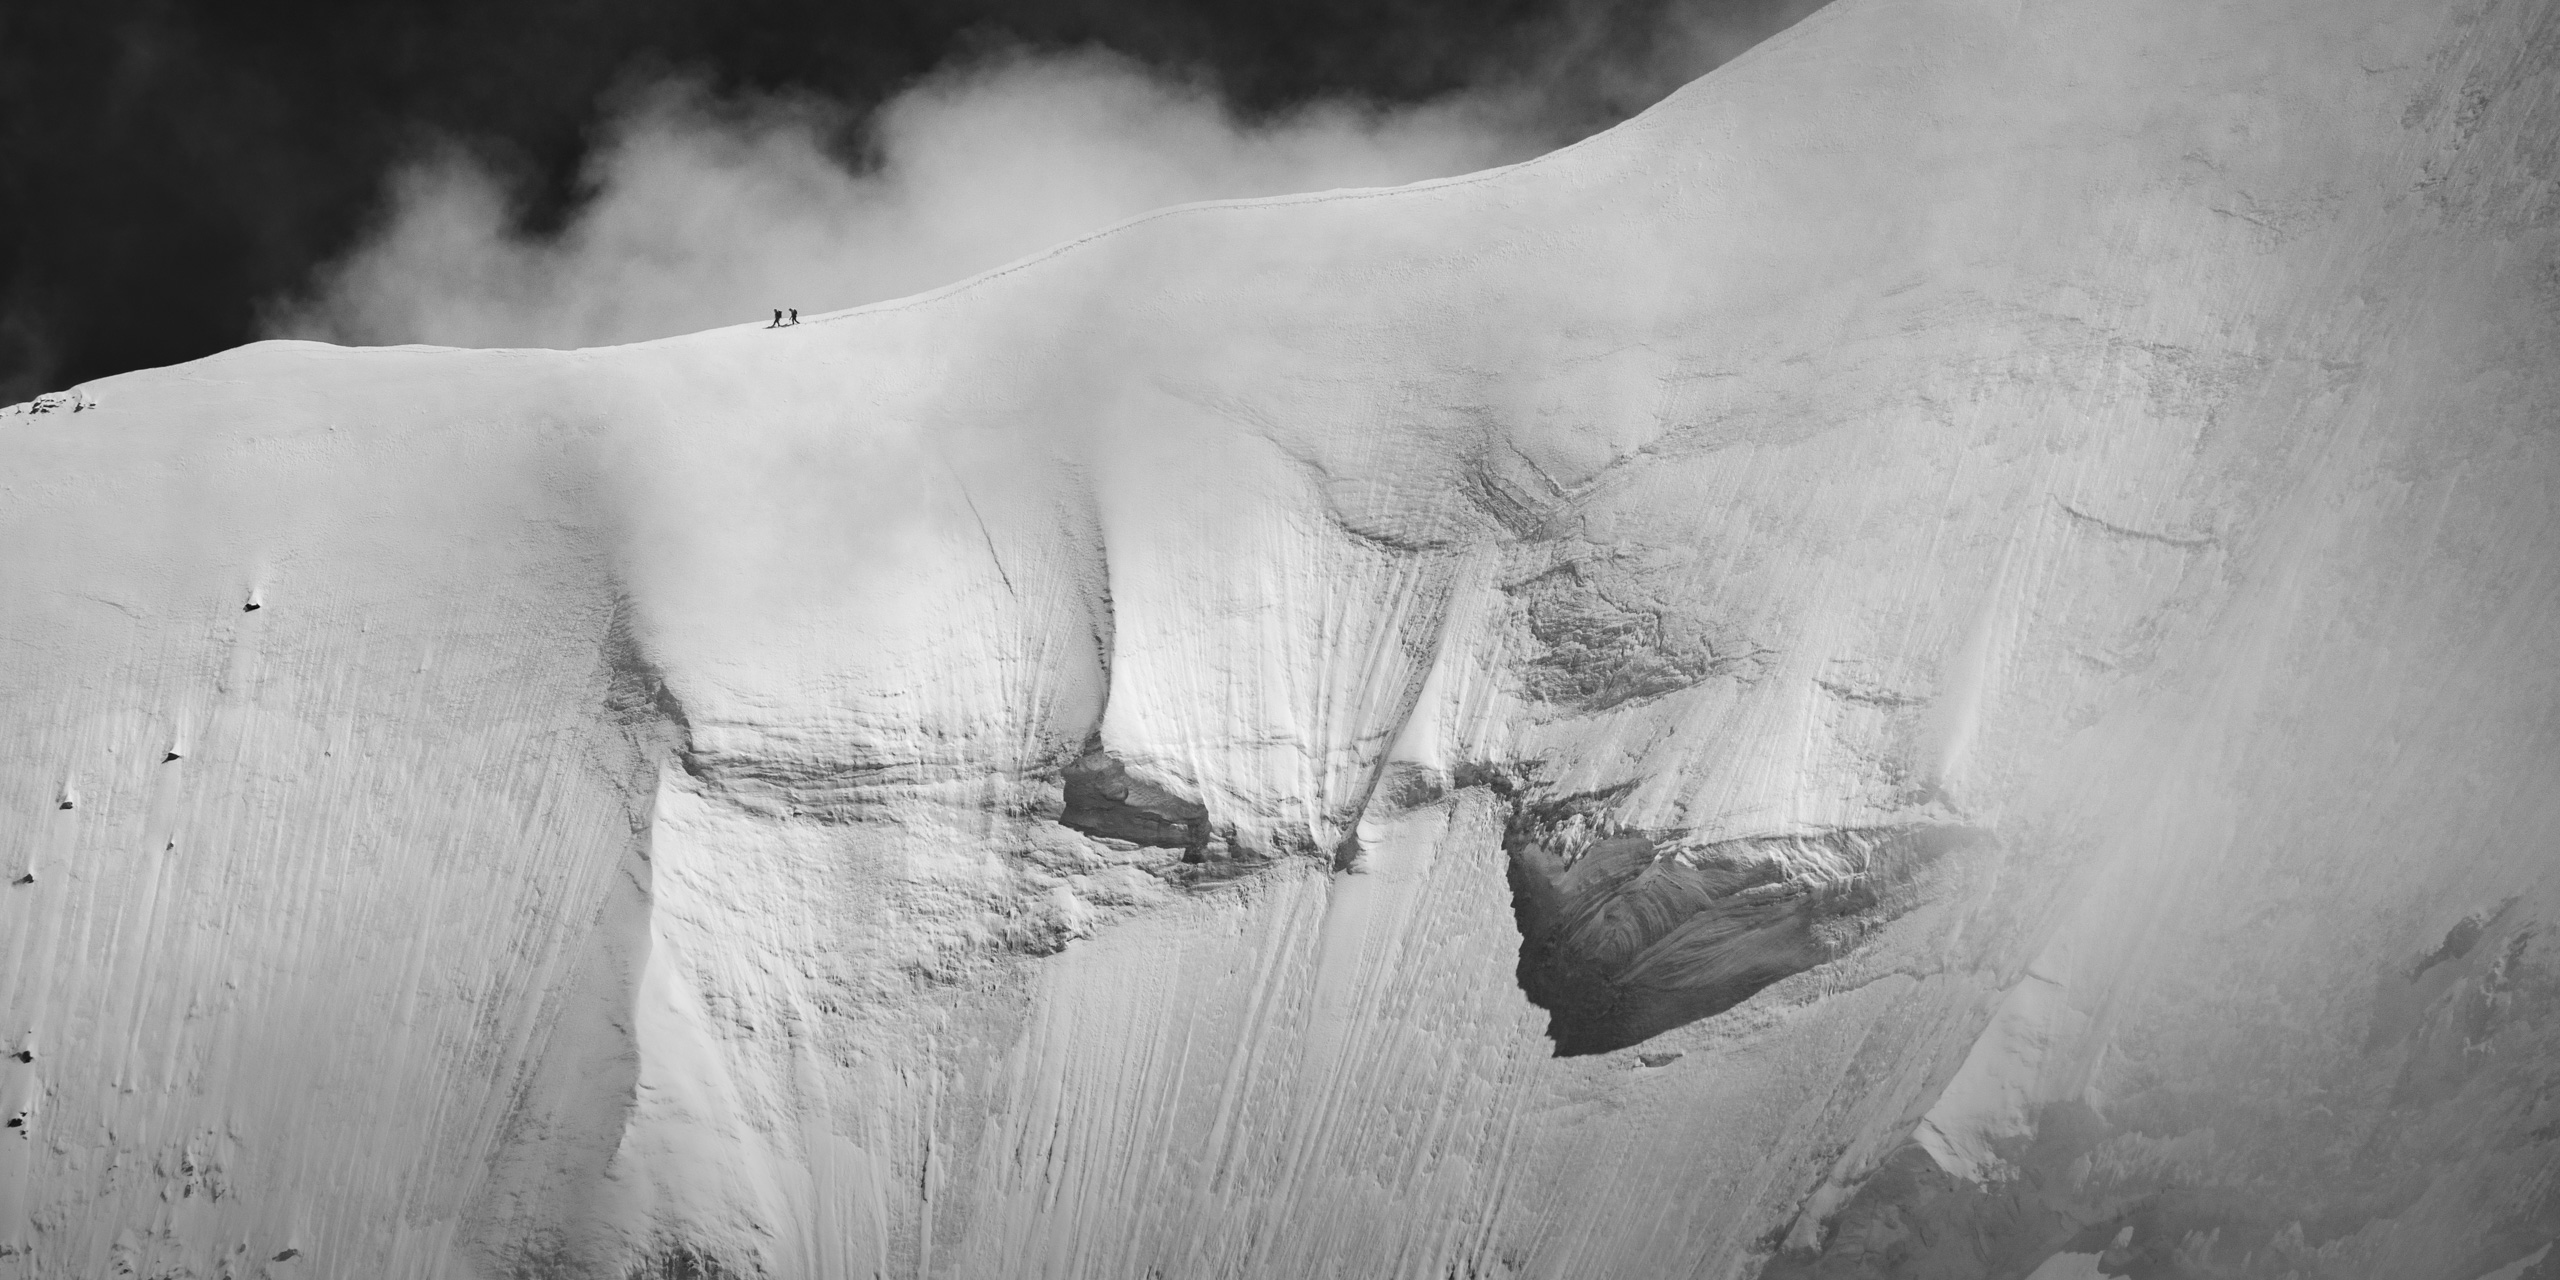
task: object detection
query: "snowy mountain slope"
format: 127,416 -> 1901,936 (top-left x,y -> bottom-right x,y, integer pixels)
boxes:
5,0 -> 2558,1275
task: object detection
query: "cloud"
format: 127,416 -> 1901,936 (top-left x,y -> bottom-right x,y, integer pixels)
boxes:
266,7 -> 1823,350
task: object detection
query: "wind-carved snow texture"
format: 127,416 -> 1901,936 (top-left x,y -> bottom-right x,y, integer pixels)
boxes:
1507,556 -> 1779,713
5,0 -> 2560,1275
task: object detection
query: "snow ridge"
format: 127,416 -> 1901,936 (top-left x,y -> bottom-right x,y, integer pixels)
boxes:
6,0 -> 2560,1274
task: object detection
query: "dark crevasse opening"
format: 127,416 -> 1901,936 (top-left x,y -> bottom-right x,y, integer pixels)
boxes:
1508,839 -> 1856,1055
1494,777 -> 1977,1056
1058,736 -> 1212,861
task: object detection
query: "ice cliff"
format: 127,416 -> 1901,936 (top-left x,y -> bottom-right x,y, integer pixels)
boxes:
5,0 -> 2559,1275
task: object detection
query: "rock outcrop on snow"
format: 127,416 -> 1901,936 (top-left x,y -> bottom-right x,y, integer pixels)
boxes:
5,0 -> 2558,1275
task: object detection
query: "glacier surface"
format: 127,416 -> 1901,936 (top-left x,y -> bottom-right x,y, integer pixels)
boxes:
5,0 -> 2559,1275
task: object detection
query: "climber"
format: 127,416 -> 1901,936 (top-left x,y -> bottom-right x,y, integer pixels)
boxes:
789,308 -> 799,325
770,309 -> 783,328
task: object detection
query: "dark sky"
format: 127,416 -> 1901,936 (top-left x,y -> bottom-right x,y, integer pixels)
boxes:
1,0 -> 1810,400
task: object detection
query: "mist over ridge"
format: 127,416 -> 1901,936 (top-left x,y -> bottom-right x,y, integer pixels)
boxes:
3,0 -> 1823,398
266,11 -> 1822,353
